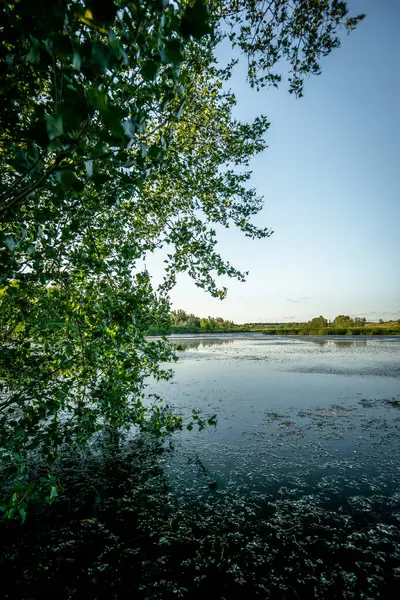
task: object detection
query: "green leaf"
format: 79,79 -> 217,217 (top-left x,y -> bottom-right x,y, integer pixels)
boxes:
85,160 -> 93,177
4,236 -> 15,252
176,98 -> 186,119
60,170 -> 83,190
164,39 -> 183,65
27,45 -> 40,64
63,86 -> 88,116
18,507 -> 27,523
92,42 -> 109,71
180,0 -> 212,40
59,107 -> 84,133
50,486 -> 58,500
45,115 -> 64,141
87,87 -> 108,111
101,104 -> 128,136
122,119 -> 136,139
89,0 -> 118,24
73,50 -> 81,70
93,173 -> 109,186
141,60 -> 159,81
53,34 -> 73,60
6,286 -> 18,296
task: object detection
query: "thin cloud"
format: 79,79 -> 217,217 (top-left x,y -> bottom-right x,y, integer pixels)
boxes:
286,296 -> 309,304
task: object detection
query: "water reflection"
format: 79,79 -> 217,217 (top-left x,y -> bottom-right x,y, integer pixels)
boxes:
309,338 -> 367,348
2,336 -> 400,599
149,335 -> 400,597
172,337 -> 234,350
334,339 -> 367,348
3,427 -> 399,598
169,334 -> 380,354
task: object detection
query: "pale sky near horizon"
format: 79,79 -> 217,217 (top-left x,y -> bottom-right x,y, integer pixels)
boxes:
148,0 -> 400,323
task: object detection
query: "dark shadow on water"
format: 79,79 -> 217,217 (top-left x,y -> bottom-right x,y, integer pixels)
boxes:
310,338 -> 329,346
1,420 -> 399,599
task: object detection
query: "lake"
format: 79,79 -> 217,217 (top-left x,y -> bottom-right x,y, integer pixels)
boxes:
149,334 -> 400,495
2,335 -> 399,599
144,334 -> 400,597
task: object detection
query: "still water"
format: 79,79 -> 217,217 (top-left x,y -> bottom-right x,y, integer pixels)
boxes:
3,335 -> 398,598
143,335 -> 400,596
149,335 -> 400,498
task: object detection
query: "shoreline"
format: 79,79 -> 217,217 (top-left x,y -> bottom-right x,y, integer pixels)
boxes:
148,330 -> 400,338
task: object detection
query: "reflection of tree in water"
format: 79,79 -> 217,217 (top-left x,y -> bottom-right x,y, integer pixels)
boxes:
310,339 -> 367,348
334,340 -> 367,348
1,430 -> 398,598
174,338 -> 234,350
310,338 -> 329,346
0,433 -> 174,598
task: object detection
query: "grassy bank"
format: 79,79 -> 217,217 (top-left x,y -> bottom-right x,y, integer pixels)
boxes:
151,311 -> 400,336
147,326 -> 249,335
147,325 -> 400,336
262,326 -> 400,336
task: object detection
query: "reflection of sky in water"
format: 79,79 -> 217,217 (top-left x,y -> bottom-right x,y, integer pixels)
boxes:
147,335 -> 400,503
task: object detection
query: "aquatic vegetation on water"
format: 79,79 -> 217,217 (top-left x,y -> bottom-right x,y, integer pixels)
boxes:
2,335 -> 399,599
1,407 -> 399,600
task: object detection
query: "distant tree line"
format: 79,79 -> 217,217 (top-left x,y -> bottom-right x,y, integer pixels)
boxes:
146,311 -> 400,336
261,314 -> 400,336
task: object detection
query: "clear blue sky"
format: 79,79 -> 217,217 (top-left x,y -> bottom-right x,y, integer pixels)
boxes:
151,0 -> 400,323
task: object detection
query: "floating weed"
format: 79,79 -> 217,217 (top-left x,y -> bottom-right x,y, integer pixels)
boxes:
263,411 -> 287,422
387,399 -> 400,408
1,395 -> 400,599
359,396 -> 400,410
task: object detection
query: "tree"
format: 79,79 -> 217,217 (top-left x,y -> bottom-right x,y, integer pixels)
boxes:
333,314 -> 353,328
0,0 -> 364,516
309,315 -> 328,329
353,317 -> 366,327
171,310 -> 191,325
186,315 -> 201,328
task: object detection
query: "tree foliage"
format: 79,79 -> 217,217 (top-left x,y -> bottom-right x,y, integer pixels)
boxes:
170,310 -> 234,331
333,315 -> 366,328
308,315 -> 329,329
0,0 -> 364,516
